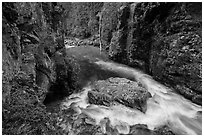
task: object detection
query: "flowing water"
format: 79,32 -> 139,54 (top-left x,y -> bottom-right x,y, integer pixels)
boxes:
60,46 -> 202,135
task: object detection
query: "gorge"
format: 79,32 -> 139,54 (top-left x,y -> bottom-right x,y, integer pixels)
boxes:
2,2 -> 202,135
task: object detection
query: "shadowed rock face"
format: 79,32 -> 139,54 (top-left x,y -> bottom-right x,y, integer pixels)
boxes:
88,77 -> 151,113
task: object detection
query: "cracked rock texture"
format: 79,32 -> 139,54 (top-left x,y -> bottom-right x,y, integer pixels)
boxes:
88,77 -> 151,113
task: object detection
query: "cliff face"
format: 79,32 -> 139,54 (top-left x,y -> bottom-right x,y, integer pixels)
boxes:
99,2 -> 202,105
149,3 -> 202,105
2,2 -> 77,134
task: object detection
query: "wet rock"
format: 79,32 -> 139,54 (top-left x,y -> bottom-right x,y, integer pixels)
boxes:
153,125 -> 175,135
99,117 -> 119,135
114,122 -> 130,134
192,95 -> 202,105
129,124 -> 153,135
56,109 -> 104,135
129,124 -> 175,135
88,77 -> 151,112
175,85 -> 196,100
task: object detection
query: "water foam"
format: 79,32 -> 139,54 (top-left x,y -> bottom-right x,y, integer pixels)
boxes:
61,60 -> 202,135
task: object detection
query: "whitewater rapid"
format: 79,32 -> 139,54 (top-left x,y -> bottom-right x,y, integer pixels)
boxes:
61,59 -> 202,135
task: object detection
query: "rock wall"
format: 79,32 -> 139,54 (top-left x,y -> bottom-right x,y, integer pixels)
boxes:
99,2 -> 202,105
2,2 -> 77,134
150,3 -> 202,105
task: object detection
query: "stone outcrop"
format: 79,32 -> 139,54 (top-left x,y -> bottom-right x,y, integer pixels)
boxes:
88,77 -> 151,113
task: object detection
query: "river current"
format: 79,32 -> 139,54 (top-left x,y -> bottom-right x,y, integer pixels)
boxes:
61,45 -> 202,135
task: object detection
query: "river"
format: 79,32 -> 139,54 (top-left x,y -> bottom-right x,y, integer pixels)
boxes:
56,46 -> 202,135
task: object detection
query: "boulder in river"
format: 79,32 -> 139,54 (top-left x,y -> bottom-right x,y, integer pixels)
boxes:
129,124 -> 175,135
88,77 -> 151,113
